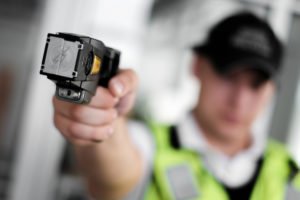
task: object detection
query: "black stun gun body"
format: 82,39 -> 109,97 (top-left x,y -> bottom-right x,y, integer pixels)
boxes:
40,33 -> 120,104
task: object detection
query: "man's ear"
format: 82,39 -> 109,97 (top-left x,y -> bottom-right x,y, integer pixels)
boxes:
192,54 -> 203,80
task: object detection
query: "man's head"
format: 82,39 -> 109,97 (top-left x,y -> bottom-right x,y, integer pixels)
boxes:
192,12 -> 283,142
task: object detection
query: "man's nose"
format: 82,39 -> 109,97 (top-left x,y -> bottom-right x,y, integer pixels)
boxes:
230,84 -> 252,111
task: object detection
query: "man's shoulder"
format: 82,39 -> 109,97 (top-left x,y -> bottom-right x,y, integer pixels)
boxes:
266,139 -> 300,187
264,139 -> 298,169
265,139 -> 291,156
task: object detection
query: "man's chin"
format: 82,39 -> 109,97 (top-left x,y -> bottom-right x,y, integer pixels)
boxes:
215,126 -> 247,142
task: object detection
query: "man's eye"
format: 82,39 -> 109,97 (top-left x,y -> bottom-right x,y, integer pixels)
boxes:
221,74 -> 232,82
251,78 -> 266,90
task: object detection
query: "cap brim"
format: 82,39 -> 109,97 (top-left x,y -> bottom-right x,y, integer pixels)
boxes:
192,44 -> 210,55
223,58 -> 276,79
192,45 -> 276,80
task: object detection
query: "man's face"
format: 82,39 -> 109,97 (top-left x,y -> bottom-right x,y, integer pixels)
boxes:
193,55 -> 275,142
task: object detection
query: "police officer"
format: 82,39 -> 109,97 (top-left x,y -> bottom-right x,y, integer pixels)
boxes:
53,12 -> 300,200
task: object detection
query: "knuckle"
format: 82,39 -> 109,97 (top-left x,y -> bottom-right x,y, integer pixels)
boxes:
72,139 -> 93,147
94,88 -> 114,106
91,125 -> 111,141
71,106 -> 84,121
90,129 -> 102,140
103,94 -> 114,105
52,96 -> 64,107
53,115 -> 69,138
53,114 -> 60,130
98,87 -> 110,97
127,69 -> 138,82
95,87 -> 105,96
122,71 -> 131,82
67,122 -> 81,137
107,109 -> 117,121
123,70 -> 138,91
52,98 -> 60,110
52,96 -> 56,105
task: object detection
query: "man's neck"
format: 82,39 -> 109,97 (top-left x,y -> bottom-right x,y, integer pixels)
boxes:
192,110 -> 252,157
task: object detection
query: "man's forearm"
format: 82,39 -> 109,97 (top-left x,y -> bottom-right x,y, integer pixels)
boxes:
73,118 -> 143,199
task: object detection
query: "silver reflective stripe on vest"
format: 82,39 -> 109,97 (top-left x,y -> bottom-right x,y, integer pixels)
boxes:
285,184 -> 300,200
166,164 -> 199,200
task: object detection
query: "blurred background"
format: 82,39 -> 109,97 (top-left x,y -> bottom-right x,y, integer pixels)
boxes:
0,0 -> 299,199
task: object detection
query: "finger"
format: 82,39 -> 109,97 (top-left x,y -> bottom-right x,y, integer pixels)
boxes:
54,96 -> 118,126
57,105 -> 118,126
54,113 -> 104,146
89,87 -> 119,108
108,69 -> 138,98
53,96 -> 83,120
54,113 -> 114,141
53,96 -> 74,115
116,91 -> 136,115
70,138 -> 100,146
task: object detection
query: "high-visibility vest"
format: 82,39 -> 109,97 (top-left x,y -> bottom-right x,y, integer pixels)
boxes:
144,123 -> 300,200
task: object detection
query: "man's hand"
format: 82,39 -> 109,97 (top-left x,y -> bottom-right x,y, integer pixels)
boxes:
53,68 -> 138,146
53,69 -> 142,200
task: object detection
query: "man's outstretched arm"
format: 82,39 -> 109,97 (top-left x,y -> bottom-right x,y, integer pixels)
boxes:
53,69 -> 142,200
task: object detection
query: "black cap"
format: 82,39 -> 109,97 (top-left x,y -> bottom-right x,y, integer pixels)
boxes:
193,12 -> 283,79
